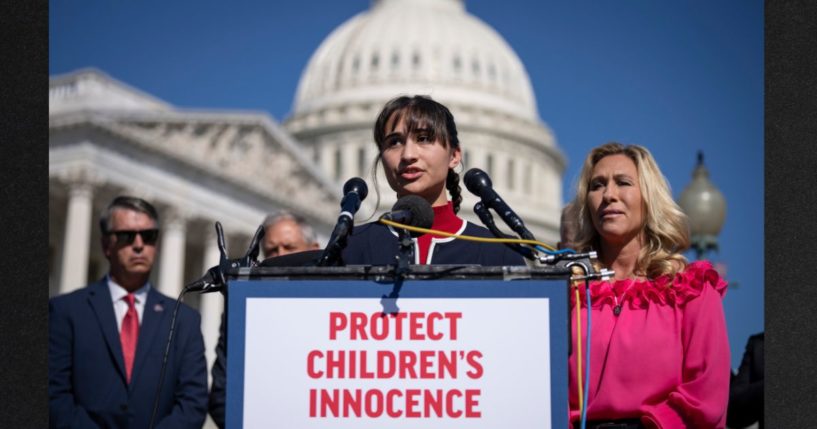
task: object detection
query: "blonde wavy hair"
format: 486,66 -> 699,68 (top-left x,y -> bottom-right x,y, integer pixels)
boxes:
573,142 -> 690,279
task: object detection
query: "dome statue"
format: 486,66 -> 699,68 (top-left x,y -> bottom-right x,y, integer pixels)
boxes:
285,0 -> 566,242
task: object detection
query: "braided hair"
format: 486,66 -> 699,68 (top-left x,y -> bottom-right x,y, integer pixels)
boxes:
446,169 -> 462,214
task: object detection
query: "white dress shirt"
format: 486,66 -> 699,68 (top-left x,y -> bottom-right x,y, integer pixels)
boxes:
107,275 -> 150,332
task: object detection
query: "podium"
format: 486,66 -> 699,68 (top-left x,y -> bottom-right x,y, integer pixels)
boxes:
224,265 -> 570,428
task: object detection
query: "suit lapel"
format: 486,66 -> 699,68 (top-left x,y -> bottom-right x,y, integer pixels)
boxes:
87,279 -> 128,384
130,288 -> 168,386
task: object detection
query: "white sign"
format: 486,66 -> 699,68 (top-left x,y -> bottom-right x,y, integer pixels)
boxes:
242,297 -> 552,428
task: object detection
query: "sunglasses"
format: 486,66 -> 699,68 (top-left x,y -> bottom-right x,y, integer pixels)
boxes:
107,229 -> 160,245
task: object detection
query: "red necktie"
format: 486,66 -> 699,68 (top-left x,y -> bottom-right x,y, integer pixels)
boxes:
120,293 -> 139,383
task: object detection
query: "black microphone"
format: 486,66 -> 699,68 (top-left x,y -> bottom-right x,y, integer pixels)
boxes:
317,177 -> 369,266
474,201 -> 535,260
184,266 -> 221,293
329,177 -> 369,242
382,195 -> 434,274
339,177 -> 368,222
464,168 -> 535,241
184,222 -> 265,294
380,195 -> 434,231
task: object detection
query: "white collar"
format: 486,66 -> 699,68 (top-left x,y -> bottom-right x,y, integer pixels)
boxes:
107,274 -> 151,304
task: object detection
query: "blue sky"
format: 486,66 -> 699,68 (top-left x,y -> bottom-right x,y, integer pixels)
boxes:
50,0 -> 764,369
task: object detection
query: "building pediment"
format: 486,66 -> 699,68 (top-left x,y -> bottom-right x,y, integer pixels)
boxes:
50,68 -> 173,115
50,107 -> 341,229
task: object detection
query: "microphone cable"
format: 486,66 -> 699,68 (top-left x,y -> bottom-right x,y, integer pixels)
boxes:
148,285 -> 191,429
573,283 -> 584,423
378,218 -> 581,258
378,218 -> 560,252
570,272 -> 593,429
536,245 -> 576,256
581,277 -> 592,429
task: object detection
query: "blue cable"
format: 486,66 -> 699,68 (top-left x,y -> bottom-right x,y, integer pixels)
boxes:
534,245 -> 576,255
580,279 -> 592,429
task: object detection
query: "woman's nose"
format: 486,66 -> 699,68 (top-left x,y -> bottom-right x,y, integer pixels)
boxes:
401,140 -> 419,161
602,184 -> 618,201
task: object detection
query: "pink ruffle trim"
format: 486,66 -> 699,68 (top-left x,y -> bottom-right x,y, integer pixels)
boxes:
571,260 -> 727,309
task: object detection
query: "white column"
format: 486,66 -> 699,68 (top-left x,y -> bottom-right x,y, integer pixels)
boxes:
157,213 -> 187,298
320,143 -> 332,177
199,231 -> 224,387
59,183 -> 95,294
495,152 -> 507,193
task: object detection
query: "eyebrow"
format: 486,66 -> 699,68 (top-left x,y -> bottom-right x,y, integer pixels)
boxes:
384,127 -> 432,139
591,173 -> 635,182
384,131 -> 404,141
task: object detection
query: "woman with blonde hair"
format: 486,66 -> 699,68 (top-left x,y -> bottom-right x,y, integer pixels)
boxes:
569,142 -> 730,428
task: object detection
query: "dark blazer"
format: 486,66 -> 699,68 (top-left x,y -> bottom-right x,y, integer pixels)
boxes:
342,221 -> 527,266
208,311 -> 228,429
49,279 -> 208,429
727,332 -> 764,429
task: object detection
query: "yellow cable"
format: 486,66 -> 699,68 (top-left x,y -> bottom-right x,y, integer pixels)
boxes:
574,285 -> 584,416
378,218 -> 557,251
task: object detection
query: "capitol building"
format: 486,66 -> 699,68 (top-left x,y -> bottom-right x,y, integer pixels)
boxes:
287,0 -> 565,235
49,0 -> 566,414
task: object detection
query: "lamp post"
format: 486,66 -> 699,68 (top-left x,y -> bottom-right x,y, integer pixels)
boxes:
678,151 -> 727,260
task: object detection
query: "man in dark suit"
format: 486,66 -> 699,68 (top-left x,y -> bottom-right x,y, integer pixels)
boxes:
208,211 -> 320,428
727,332 -> 764,429
49,196 -> 208,429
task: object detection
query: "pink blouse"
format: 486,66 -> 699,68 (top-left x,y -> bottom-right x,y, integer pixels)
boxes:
568,261 -> 730,428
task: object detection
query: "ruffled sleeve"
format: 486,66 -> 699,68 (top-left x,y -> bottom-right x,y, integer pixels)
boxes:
639,260 -> 731,428
671,260 -> 728,304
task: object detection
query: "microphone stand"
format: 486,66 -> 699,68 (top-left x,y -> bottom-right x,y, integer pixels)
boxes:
380,227 -> 414,315
147,222 -> 263,429
317,234 -> 347,267
394,227 -> 414,279
473,202 -> 535,260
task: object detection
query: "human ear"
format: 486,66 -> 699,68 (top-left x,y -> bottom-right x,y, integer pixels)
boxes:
101,236 -> 113,260
448,146 -> 462,169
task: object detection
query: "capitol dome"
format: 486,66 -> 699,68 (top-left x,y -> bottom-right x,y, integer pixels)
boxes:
292,0 -> 538,122
286,0 -> 566,242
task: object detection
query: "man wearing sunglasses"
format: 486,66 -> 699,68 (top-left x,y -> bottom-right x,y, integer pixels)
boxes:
49,196 -> 207,429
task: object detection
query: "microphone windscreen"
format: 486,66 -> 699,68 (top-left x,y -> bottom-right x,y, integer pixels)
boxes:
343,177 -> 369,201
463,168 -> 492,197
392,195 -> 434,229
